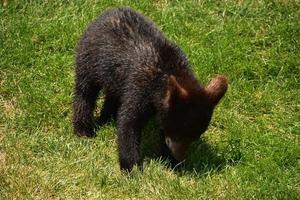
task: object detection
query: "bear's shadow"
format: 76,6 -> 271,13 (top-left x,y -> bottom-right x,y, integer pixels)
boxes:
140,119 -> 239,174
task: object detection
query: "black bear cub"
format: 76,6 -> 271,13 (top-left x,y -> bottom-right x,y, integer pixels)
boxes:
73,7 -> 228,172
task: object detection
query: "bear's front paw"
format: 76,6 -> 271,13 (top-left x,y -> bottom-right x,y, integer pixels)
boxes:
74,128 -> 96,138
120,157 -> 141,173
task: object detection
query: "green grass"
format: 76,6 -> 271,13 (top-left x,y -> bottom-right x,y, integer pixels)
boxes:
1,0 -> 299,199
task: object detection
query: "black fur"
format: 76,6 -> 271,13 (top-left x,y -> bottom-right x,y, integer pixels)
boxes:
73,7 -> 227,172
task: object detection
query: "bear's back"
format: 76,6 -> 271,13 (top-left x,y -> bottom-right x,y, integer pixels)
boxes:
97,8 -> 165,46
76,8 -> 190,95
77,8 -> 165,65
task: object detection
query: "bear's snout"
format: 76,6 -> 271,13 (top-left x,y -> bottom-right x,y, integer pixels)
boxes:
165,137 -> 188,161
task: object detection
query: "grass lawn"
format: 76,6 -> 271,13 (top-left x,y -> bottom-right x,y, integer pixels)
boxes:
1,0 -> 299,199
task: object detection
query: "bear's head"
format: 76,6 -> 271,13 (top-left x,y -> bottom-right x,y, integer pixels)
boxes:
163,75 -> 228,161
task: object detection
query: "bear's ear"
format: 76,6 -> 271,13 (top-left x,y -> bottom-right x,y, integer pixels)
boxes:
168,75 -> 189,99
205,75 -> 228,106
164,75 -> 189,108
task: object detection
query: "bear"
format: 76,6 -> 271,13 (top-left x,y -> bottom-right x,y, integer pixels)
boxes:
73,7 -> 228,172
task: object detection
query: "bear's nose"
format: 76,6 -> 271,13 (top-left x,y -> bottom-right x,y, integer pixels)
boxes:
165,137 -> 187,161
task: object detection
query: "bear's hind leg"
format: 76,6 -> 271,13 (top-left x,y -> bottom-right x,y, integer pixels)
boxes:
96,94 -> 119,127
73,81 -> 100,137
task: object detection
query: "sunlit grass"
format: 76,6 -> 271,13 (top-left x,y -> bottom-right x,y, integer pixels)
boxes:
1,0 -> 299,199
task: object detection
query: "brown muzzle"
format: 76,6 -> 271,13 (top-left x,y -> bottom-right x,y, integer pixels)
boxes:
165,137 -> 189,161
